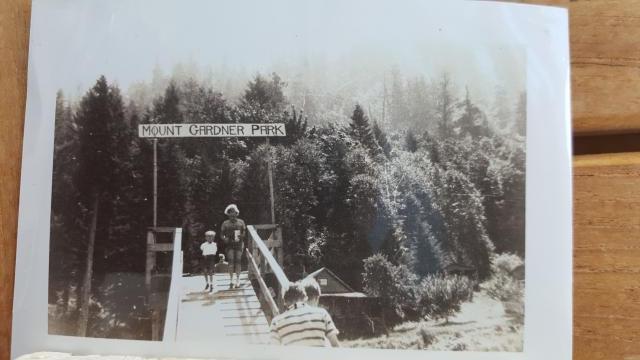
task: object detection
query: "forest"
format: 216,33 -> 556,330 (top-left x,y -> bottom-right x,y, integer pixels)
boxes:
49,68 -> 526,341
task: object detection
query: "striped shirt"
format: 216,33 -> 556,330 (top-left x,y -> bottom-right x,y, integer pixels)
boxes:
270,302 -> 338,347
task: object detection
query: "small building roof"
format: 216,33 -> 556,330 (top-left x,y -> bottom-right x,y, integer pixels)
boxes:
305,267 -> 357,294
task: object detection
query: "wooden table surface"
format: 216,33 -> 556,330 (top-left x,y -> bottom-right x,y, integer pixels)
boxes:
2,1 -> 640,359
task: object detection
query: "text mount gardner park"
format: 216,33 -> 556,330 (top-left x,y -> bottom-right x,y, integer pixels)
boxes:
139,123 -> 287,138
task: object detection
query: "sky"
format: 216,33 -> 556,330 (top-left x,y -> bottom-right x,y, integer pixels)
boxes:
31,0 -> 527,105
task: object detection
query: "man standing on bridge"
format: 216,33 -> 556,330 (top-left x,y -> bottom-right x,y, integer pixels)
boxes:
221,204 -> 246,289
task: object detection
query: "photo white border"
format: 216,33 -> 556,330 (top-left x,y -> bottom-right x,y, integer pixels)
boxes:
11,1 -> 571,359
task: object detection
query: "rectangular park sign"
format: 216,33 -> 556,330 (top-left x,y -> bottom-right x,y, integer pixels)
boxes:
138,123 -> 287,138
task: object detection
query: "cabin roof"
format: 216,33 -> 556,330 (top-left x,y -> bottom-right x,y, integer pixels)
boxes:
305,267 -> 356,293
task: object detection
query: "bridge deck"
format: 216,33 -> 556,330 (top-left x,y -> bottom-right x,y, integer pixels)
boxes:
173,271 -> 271,344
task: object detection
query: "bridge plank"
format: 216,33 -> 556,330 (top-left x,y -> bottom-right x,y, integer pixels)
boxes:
172,272 -> 271,345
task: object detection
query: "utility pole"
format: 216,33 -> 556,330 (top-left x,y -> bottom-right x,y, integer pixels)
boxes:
266,137 -> 276,224
153,138 -> 158,228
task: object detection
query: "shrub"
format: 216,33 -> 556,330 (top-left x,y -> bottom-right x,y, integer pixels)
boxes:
418,275 -> 474,323
451,342 -> 468,351
492,253 -> 524,274
483,272 -> 522,302
417,324 -> 437,348
362,254 -> 418,323
482,253 -> 524,322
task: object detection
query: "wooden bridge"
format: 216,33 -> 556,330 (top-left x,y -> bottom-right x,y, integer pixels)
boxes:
144,224 -> 289,344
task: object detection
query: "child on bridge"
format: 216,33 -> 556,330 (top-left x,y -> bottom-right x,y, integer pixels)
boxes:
200,230 -> 218,293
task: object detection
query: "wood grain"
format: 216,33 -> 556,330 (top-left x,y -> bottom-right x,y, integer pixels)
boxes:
0,0 -> 30,359
571,1 -> 640,135
509,0 -> 640,135
574,153 -> 640,360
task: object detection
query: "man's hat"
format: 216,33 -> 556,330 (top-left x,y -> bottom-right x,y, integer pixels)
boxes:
205,230 -> 216,236
224,204 -> 240,215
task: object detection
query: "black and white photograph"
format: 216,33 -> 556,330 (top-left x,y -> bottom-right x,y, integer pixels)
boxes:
12,1 -> 572,359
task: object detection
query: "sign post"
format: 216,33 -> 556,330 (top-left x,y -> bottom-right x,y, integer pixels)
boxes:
153,138 -> 158,228
139,123 -> 287,227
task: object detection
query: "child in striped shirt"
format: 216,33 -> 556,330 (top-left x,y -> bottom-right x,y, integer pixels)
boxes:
269,281 -> 340,347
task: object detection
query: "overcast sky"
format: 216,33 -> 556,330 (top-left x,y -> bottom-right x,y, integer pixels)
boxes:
31,0 -> 527,103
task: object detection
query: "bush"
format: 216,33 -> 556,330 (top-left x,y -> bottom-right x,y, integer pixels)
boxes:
418,275 -> 474,323
483,253 -> 524,302
362,254 -> 419,323
482,253 -> 524,322
451,342 -> 468,351
417,324 -> 437,348
491,253 -> 523,274
483,272 -> 523,303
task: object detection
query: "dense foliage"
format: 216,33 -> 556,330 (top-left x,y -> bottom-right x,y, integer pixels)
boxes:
417,275 -> 475,323
49,69 -> 525,338
482,253 -> 525,322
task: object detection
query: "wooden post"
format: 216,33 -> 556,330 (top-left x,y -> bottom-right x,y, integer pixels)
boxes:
266,137 -> 275,224
145,230 -> 156,290
275,227 -> 283,266
153,138 -> 158,228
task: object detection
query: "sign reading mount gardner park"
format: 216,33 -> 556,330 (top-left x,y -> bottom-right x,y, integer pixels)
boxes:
138,123 -> 287,138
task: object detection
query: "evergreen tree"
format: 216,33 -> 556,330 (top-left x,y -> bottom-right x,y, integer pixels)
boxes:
278,106 -> 307,146
492,86 -> 512,132
390,68 -> 409,126
372,120 -> 391,157
50,91 -> 82,317
405,131 -> 418,153
406,76 -> 433,129
271,139 -> 333,275
435,73 -> 455,139
433,167 -> 494,279
149,83 -> 186,227
74,76 -> 129,336
349,104 -> 378,156
457,88 -> 490,139
242,72 -> 287,113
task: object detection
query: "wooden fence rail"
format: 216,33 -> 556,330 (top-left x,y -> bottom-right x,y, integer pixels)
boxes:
246,225 -> 289,315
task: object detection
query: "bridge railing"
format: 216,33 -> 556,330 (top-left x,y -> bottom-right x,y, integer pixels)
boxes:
246,224 -> 289,317
145,227 -> 182,342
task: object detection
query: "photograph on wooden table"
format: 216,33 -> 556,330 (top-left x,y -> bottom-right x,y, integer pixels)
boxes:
12,1 -> 572,360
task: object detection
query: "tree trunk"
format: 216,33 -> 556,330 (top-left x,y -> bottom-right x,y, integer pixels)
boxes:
77,194 -> 99,337
61,284 -> 69,316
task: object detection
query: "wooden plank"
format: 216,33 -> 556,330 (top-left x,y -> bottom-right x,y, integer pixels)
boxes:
574,152 -> 640,360
247,226 -> 289,289
252,224 -> 278,230
246,250 -> 280,317
148,243 -> 174,252
570,1 -> 640,135
510,0 -> 640,136
148,226 -> 176,233
221,318 -> 269,327
174,272 -> 270,344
